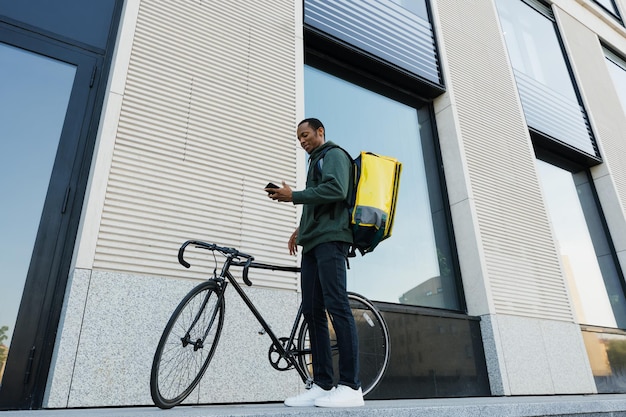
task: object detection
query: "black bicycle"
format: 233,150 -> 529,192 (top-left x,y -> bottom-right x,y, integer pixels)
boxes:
149,240 -> 391,409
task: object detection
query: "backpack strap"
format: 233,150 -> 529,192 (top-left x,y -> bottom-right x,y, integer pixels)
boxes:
313,145 -> 339,181
312,144 -> 354,213
313,145 -> 353,184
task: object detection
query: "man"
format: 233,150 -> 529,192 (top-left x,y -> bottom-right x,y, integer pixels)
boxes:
265,118 -> 363,408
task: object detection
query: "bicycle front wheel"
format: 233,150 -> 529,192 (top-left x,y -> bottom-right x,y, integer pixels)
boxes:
296,292 -> 390,396
150,280 -> 225,409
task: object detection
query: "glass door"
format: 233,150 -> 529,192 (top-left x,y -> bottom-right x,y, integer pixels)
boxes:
0,25 -> 99,408
0,42 -> 77,387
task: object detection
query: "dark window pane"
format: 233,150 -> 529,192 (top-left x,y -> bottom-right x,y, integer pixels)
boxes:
0,0 -> 116,49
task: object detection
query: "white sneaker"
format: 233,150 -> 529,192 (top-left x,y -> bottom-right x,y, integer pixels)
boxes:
284,384 -> 333,407
314,385 -> 364,408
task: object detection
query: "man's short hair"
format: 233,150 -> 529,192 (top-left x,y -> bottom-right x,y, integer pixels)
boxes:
298,118 -> 324,132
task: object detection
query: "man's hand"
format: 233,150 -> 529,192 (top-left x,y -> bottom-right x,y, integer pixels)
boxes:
266,181 -> 293,202
288,228 -> 299,255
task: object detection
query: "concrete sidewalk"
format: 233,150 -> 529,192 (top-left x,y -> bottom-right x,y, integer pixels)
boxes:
4,395 -> 626,417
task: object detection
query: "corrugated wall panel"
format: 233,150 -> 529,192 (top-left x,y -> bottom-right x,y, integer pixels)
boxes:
93,0 -> 299,289
435,0 -> 574,321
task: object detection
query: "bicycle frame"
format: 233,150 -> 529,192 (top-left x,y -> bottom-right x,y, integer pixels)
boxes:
183,241 -> 313,385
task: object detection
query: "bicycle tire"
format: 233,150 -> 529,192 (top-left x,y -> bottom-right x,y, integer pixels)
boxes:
150,280 -> 225,409
296,292 -> 390,396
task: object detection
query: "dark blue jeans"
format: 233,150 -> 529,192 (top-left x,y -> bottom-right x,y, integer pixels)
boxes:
301,241 -> 360,390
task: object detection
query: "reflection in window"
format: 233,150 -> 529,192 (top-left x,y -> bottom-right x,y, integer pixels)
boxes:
582,329 -> 626,393
605,48 -> 626,115
304,65 -> 460,310
495,0 -> 596,157
536,160 -> 626,328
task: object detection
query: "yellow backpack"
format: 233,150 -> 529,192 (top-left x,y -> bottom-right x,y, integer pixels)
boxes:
317,146 -> 402,256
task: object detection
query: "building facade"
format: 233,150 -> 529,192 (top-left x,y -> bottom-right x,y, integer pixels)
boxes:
2,0 -> 626,409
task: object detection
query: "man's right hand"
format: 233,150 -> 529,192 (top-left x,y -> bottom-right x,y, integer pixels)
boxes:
288,228 -> 299,255
266,181 -> 293,202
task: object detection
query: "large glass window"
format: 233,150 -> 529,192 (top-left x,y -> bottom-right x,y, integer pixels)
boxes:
536,160 -> 626,328
605,48 -> 626,115
495,0 -> 598,159
304,65 -> 461,310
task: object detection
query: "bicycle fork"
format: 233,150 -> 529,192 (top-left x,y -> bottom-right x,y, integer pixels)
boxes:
181,280 -> 226,351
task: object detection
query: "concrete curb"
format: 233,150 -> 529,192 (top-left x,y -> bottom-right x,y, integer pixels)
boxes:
4,395 -> 626,417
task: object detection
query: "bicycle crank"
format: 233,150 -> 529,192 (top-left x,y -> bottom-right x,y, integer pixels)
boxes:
268,337 -> 295,371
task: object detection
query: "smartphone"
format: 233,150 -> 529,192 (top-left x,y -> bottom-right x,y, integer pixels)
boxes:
265,182 -> 279,194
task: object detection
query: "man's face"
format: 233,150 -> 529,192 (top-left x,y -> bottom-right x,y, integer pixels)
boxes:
297,122 -> 324,154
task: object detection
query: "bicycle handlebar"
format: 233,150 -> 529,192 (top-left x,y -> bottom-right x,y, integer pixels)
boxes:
177,240 -> 259,286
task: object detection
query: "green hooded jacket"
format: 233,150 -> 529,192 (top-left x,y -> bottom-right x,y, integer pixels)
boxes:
292,141 -> 353,253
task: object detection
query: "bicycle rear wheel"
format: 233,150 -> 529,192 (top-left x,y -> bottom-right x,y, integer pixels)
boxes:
150,280 -> 225,409
296,292 -> 390,395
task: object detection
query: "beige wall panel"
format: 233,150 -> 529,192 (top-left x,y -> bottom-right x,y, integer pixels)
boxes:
93,1 -> 299,289
435,0 -> 574,321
